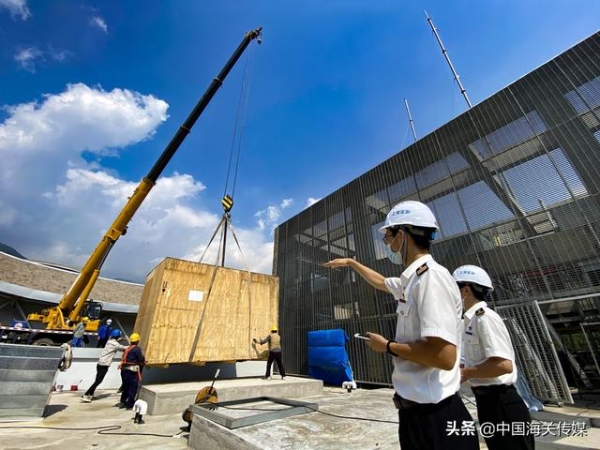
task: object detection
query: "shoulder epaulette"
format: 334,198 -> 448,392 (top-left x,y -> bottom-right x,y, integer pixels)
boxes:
416,263 -> 429,276
475,308 -> 485,317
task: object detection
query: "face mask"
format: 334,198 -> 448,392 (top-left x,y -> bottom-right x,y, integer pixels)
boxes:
386,245 -> 403,265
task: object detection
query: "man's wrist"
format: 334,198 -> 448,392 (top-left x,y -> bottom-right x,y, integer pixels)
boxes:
386,340 -> 399,357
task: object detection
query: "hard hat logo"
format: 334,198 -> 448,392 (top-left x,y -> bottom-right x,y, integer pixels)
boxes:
452,265 -> 494,291
379,201 -> 439,233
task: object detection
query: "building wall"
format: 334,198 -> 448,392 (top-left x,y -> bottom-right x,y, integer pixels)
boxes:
274,33 -> 600,385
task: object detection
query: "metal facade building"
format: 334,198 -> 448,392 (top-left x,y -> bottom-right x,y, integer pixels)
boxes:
274,33 -> 600,392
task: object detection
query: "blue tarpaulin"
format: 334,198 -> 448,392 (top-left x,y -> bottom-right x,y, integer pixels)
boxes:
307,329 -> 354,386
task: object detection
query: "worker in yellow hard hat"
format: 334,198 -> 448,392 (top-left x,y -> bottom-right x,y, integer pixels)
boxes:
252,325 -> 286,381
115,332 -> 145,410
71,317 -> 89,348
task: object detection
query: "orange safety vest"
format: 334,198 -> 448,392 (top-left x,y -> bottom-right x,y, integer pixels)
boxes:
119,345 -> 142,380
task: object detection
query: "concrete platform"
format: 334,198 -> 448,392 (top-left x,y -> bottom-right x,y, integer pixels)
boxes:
140,376 -> 323,415
0,383 -> 599,449
189,386 -> 401,450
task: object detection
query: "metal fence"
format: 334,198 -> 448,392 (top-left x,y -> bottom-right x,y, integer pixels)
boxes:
497,302 -> 573,405
274,32 -> 600,399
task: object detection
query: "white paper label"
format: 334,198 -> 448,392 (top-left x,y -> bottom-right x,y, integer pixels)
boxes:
188,290 -> 204,302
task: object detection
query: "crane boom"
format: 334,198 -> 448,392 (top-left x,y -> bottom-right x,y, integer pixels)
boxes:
27,27 -> 263,334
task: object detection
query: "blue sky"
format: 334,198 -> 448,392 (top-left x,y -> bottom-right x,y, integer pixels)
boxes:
0,0 -> 598,282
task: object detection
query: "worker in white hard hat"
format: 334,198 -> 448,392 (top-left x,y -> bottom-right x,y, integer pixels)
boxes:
324,201 -> 478,450
97,318 -> 114,348
453,264 -> 533,450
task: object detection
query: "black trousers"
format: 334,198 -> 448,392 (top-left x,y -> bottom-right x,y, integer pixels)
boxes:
473,385 -> 534,450
120,369 -> 139,408
398,392 -> 480,450
265,351 -> 286,378
85,364 -> 109,396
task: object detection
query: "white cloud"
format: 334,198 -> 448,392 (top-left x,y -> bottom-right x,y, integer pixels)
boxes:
0,83 -> 280,281
48,47 -> 71,62
14,46 -> 70,72
0,200 -> 16,227
90,16 -> 108,33
306,197 -> 320,208
0,0 -> 31,20
0,83 -> 168,194
254,199 -> 294,232
14,46 -> 42,72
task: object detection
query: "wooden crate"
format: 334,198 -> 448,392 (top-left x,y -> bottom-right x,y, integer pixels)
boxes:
133,257 -> 278,366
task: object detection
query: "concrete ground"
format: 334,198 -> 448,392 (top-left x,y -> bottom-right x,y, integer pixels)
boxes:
0,379 -> 599,449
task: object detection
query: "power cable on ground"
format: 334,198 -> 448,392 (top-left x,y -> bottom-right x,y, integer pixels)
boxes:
0,424 -> 186,438
207,402 -> 399,425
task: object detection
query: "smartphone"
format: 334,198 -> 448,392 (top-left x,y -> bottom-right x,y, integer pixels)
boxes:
354,332 -> 370,341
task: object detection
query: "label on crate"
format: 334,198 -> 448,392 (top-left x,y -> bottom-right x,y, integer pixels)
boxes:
188,290 -> 204,302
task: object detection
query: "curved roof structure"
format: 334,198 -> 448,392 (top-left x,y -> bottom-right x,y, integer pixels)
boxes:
0,252 -> 143,312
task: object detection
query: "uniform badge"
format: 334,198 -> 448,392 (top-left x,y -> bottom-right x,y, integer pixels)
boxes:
475,308 -> 485,317
416,263 -> 429,276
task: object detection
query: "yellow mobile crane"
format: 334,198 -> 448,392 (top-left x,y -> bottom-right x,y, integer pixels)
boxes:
20,28 -> 262,346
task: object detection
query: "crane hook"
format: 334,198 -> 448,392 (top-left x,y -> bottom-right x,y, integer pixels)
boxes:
222,195 -> 234,212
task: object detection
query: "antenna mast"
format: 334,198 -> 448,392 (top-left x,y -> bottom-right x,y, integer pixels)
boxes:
404,98 -> 418,142
425,11 -> 472,108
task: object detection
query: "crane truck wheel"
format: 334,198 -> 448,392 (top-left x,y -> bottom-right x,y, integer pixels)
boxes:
33,338 -> 55,346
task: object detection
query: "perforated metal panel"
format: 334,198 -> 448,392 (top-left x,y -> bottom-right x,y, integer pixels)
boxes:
275,32 -> 600,389
0,343 -> 63,419
497,302 -> 573,404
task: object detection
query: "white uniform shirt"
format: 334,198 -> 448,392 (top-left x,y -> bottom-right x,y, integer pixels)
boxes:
463,301 -> 517,386
384,254 -> 462,404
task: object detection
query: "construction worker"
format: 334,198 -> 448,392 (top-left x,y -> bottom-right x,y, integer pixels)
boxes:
97,318 -> 113,347
453,265 -> 534,450
253,326 -> 286,380
116,332 -> 145,410
71,317 -> 88,348
81,329 -> 127,402
324,201 -> 478,450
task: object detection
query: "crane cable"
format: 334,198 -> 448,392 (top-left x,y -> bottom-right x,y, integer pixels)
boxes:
199,45 -> 256,264
193,49 -> 257,359
222,44 -> 256,212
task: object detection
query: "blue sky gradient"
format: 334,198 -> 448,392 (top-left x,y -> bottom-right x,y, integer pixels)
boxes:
0,0 -> 598,282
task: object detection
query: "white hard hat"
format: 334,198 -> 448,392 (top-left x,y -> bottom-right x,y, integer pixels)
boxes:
452,265 -> 494,291
379,201 -> 439,234
106,319 -> 112,324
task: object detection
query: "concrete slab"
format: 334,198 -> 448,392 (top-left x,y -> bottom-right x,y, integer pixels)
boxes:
0,383 -> 598,450
140,376 -> 324,415
189,387 -> 401,450
0,390 -> 190,450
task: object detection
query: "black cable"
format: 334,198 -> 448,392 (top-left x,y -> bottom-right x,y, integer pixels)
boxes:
208,403 -> 399,425
0,425 -> 121,431
99,428 -> 186,438
0,424 -> 185,438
